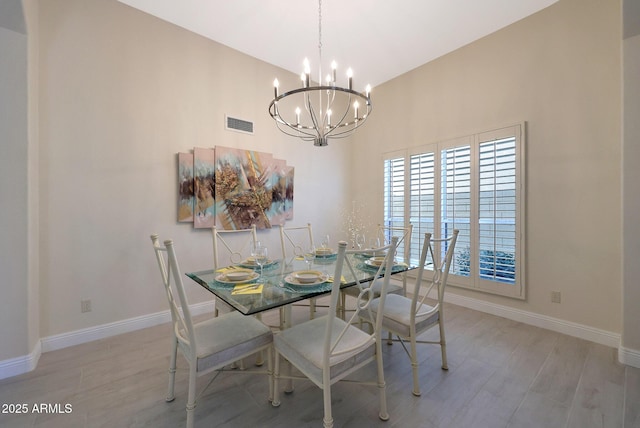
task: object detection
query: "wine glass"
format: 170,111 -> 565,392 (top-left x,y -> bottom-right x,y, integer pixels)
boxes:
253,244 -> 268,278
356,233 -> 366,250
321,234 -> 330,250
303,244 -> 316,270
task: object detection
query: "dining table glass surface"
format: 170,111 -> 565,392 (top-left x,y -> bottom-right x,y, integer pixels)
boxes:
186,252 -> 416,316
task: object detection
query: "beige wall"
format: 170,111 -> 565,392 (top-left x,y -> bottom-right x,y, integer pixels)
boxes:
0,20 -> 29,361
623,24 -> 640,355
37,0 -> 353,337
352,0 -> 622,333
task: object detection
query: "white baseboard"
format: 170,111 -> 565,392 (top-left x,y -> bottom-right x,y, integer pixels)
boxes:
619,345 -> 640,368
41,300 -> 215,352
0,300 -> 215,380
0,340 -> 41,381
437,290 -> 621,349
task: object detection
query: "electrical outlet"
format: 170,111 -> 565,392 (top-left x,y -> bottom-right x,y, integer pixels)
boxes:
81,299 -> 92,313
550,291 -> 561,303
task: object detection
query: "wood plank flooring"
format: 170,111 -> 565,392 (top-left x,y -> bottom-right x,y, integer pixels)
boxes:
1,299 -> 638,428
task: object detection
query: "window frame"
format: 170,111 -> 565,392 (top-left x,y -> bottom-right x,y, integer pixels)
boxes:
383,123 -> 526,299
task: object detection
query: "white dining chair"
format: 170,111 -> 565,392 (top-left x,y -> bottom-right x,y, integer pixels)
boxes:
278,222 -> 321,319
150,235 -> 273,428
212,225 -> 258,316
367,229 -> 458,396
272,237 -> 399,428
340,223 -> 413,319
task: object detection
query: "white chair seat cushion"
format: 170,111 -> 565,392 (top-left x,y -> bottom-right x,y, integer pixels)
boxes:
192,312 -> 272,373
369,294 -> 440,338
274,316 -> 375,385
342,278 -> 403,298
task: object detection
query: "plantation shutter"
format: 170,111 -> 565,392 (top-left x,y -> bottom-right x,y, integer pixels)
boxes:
478,136 -> 517,284
383,155 -> 405,228
409,151 -> 435,265
441,145 -> 471,277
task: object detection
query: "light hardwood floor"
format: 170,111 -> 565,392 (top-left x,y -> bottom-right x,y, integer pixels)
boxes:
1,299 -> 639,428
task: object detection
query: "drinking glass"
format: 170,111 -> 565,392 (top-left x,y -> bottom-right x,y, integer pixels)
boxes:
356,233 -> 366,250
321,234 -> 330,250
303,244 -> 316,270
253,245 -> 268,278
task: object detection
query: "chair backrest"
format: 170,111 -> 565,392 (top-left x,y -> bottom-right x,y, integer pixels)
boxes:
377,223 -> 413,264
279,223 -> 314,260
410,230 -> 459,321
212,225 -> 258,268
150,235 -> 195,358
324,237 -> 399,367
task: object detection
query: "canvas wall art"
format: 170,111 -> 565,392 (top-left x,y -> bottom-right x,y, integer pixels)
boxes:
177,152 -> 194,222
193,147 -> 216,229
177,146 -> 294,230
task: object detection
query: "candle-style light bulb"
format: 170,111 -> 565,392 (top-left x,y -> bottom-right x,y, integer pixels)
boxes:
303,58 -> 310,87
354,101 -> 359,119
325,74 -> 331,84
273,78 -> 279,98
365,84 -> 371,98
295,107 -> 301,125
331,60 -> 337,83
347,68 -> 353,90
327,109 -> 332,126
300,72 -> 306,88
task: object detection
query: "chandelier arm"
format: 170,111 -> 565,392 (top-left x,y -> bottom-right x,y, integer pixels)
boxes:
326,114 -> 372,138
325,93 -> 352,137
325,108 -> 372,138
305,97 -> 326,139
269,101 -> 316,137
277,122 -> 316,141
270,106 -> 320,140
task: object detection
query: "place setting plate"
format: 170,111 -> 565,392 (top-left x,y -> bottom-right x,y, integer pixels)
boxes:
360,256 -> 407,273
314,248 -> 337,259
284,270 -> 330,288
364,256 -> 389,268
214,268 -> 260,286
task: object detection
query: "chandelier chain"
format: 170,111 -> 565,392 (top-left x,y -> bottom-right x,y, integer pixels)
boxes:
318,0 -> 322,66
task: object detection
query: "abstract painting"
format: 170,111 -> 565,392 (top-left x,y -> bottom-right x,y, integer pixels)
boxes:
193,147 -> 216,229
177,152 -> 194,222
214,146 -> 294,229
177,146 -> 294,230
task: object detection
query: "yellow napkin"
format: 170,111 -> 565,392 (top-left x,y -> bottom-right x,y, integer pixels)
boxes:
326,276 -> 346,284
216,266 -> 238,274
232,283 -> 263,295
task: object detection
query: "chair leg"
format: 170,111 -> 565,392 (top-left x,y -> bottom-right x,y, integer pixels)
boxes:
439,320 -> 448,370
272,349 -> 281,407
387,331 -> 393,345
310,298 -> 316,319
410,336 -> 421,396
322,382 -> 334,428
186,365 -> 197,428
255,314 -> 265,366
166,337 -> 178,402
376,339 -> 390,421
267,346 -> 274,403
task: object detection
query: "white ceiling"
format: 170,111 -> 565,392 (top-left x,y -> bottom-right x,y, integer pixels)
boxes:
118,0 -> 558,90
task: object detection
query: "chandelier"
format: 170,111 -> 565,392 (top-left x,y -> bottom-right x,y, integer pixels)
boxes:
268,0 -> 372,147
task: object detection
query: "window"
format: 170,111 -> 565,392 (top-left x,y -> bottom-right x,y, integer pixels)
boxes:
383,124 -> 525,298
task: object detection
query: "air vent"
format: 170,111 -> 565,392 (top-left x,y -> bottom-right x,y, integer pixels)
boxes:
225,115 -> 254,135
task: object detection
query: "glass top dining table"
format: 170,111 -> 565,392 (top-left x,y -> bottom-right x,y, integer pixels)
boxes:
186,253 -> 416,316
